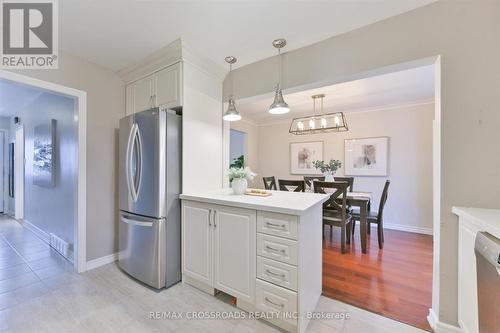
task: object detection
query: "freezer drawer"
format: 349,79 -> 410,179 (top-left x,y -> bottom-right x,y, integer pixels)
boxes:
119,212 -> 165,289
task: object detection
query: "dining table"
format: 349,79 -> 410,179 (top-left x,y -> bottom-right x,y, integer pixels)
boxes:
307,188 -> 373,253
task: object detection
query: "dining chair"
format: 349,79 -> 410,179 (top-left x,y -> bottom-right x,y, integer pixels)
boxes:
334,176 -> 354,192
352,180 -> 390,249
303,176 -> 325,190
314,181 -> 352,254
278,179 -> 305,192
262,176 -> 277,190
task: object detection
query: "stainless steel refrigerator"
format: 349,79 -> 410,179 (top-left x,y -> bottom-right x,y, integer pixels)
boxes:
118,108 -> 181,289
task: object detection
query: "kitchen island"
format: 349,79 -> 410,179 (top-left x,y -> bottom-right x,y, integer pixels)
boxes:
180,189 -> 329,333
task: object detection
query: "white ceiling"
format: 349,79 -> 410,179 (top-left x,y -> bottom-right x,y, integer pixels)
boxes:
60,0 -> 437,72
0,80 -> 44,117
236,65 -> 435,124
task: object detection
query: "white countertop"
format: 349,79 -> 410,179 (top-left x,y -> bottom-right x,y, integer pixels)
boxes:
452,206 -> 500,238
180,189 -> 330,215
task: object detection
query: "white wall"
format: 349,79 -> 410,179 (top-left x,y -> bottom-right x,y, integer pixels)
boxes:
0,116 -> 9,214
254,103 -> 434,233
224,0 -> 500,326
9,51 -> 125,262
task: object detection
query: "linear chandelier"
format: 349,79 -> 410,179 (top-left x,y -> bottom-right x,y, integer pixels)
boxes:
289,94 -> 348,135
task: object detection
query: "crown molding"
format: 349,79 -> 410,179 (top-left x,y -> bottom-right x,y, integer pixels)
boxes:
249,98 -> 435,127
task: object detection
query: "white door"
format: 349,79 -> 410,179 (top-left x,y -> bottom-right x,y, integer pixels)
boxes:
182,201 -> 213,286
14,127 -> 24,219
0,131 -> 4,213
155,63 -> 181,108
214,206 -> 256,303
131,76 -> 154,113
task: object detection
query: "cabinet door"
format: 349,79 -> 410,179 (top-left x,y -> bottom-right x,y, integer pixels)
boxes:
155,63 -> 182,108
182,201 -> 213,286
131,76 -> 154,113
214,206 -> 256,303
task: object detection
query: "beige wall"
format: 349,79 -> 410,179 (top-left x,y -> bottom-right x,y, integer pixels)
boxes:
10,51 -> 125,261
255,103 -> 434,233
224,0 -> 500,326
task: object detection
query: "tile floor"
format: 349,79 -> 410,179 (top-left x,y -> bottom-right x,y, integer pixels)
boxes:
0,215 -> 428,333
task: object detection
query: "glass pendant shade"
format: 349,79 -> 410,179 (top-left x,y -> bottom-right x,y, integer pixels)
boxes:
268,84 -> 290,114
223,96 -> 241,121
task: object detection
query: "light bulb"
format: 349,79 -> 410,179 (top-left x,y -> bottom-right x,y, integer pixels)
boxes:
334,115 -> 341,127
309,118 -> 315,129
297,121 -> 304,130
320,118 -> 327,128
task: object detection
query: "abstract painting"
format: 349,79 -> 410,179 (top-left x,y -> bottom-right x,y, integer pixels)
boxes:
33,119 -> 56,187
290,141 -> 323,175
345,137 -> 388,176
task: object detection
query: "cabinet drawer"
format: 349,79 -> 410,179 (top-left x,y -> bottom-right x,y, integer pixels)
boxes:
257,233 -> 298,266
256,279 -> 297,325
257,211 -> 298,240
257,257 -> 297,291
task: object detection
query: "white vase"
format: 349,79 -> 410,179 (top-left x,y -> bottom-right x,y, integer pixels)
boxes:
232,178 -> 248,195
325,172 -> 335,182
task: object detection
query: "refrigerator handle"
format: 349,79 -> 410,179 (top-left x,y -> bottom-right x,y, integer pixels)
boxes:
121,216 -> 153,227
134,126 -> 143,198
126,123 -> 139,202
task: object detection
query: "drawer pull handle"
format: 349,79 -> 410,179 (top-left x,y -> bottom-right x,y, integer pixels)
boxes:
266,245 -> 286,254
266,269 -> 286,279
265,297 -> 285,308
266,221 -> 286,229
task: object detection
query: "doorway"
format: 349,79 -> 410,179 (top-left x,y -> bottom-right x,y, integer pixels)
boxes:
0,70 -> 87,272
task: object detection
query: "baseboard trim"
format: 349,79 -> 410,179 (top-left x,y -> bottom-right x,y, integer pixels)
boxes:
22,219 -> 50,243
383,223 -> 433,235
428,309 -> 463,333
86,252 -> 118,271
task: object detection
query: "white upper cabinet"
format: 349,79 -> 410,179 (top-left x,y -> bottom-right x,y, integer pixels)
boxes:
127,75 -> 154,115
126,62 -> 182,115
155,63 -> 181,109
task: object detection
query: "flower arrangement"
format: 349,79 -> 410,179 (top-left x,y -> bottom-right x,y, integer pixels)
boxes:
313,159 -> 342,174
228,167 -> 256,182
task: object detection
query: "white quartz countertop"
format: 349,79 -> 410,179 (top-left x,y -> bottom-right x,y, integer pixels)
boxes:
180,189 -> 330,215
452,206 -> 500,239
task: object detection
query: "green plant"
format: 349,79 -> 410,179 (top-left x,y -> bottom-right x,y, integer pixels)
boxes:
230,155 -> 244,168
228,167 -> 256,182
313,159 -> 342,174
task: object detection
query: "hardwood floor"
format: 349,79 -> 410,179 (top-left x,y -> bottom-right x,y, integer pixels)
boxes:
322,225 -> 433,331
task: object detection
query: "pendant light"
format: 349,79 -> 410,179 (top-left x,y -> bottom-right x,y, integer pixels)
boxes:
268,39 -> 290,115
289,94 -> 349,135
223,56 -> 241,121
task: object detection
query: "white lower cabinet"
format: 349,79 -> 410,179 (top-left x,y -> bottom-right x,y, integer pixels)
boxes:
214,206 -> 256,303
182,201 -> 256,302
182,201 -> 321,333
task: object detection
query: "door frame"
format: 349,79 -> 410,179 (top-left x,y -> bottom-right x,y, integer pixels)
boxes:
14,126 -> 24,219
0,70 -> 87,273
0,129 -> 6,214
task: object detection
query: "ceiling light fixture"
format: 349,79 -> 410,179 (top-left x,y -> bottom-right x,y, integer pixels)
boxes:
223,56 -> 241,122
268,38 -> 290,115
289,94 -> 348,135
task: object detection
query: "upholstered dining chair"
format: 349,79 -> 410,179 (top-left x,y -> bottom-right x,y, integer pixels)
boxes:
278,179 -> 305,192
303,176 -> 325,190
263,176 -> 277,190
352,180 -> 390,249
334,176 -> 354,192
314,181 -> 352,254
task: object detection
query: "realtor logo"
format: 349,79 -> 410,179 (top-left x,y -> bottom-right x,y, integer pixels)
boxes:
1,0 -> 58,69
